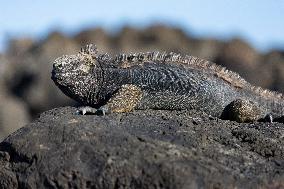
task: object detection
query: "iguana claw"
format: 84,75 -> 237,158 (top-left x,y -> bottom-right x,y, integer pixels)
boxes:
76,106 -> 98,115
76,106 -> 109,115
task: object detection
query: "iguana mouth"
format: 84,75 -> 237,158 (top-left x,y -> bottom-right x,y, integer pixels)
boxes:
51,69 -> 57,82
51,68 -> 69,87
51,68 -> 63,83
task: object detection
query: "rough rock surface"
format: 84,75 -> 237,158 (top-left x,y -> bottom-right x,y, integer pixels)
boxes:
1,107 -> 284,189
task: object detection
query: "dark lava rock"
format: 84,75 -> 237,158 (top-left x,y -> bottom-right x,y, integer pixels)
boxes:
1,107 -> 284,189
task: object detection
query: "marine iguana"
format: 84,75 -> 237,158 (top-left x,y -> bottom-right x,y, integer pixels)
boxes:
51,44 -> 284,123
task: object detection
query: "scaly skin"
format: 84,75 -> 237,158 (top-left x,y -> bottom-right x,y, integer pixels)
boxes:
51,44 -> 284,122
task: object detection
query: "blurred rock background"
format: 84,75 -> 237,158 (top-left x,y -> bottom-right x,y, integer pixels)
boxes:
0,25 -> 283,140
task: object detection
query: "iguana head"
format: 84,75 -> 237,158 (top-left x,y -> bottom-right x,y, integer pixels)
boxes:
51,44 -> 101,105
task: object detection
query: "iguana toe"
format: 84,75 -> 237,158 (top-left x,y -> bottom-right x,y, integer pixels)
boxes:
96,105 -> 109,116
263,114 -> 273,123
76,106 -> 98,115
76,106 -> 110,115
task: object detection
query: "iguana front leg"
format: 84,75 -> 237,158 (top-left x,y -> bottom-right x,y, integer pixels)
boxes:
77,84 -> 143,115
